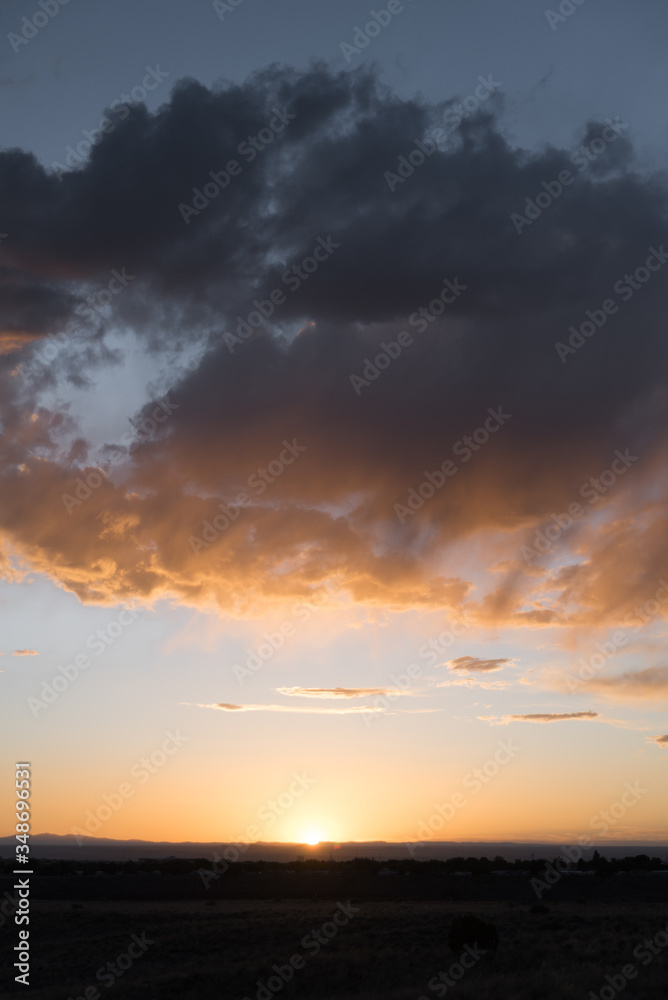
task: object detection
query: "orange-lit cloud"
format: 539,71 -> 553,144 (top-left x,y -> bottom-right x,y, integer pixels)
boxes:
647,734 -> 668,746
586,666 -> 668,701
0,330 -> 41,355
276,686 -> 407,699
480,711 -> 600,724
447,656 -> 512,673
0,65 -> 667,640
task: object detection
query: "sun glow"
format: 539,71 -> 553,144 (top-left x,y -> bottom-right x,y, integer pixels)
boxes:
301,829 -> 322,846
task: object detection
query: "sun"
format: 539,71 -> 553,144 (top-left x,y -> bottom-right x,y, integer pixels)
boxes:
301,829 -> 322,846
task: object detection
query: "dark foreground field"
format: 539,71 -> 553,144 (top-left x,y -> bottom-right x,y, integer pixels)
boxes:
4,899 -> 668,999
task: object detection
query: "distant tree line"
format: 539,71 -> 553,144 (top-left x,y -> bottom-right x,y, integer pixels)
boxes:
0,852 -> 665,878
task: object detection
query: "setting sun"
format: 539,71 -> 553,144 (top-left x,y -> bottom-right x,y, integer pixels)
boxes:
301,830 -> 323,846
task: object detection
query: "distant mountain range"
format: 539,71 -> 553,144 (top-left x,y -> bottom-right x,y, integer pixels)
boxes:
1,835 -> 666,862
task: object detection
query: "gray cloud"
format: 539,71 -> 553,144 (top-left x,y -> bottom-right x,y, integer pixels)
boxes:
1,64 -> 667,622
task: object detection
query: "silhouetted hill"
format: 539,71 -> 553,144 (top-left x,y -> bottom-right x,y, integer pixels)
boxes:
1,834 -> 666,862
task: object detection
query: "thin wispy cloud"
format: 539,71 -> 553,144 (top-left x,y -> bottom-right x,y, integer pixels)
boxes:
185,701 -> 438,716
587,666 -> 668,701
479,711 -> 599,724
447,656 -> 513,673
647,734 -> 668,746
10,649 -> 39,657
186,702 -> 385,715
276,686 -> 409,699
437,677 -> 512,690
479,711 -> 646,731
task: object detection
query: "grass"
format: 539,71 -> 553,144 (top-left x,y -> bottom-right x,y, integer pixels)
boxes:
3,899 -> 667,998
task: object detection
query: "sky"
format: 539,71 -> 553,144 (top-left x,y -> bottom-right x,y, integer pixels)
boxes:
1,0 -> 667,848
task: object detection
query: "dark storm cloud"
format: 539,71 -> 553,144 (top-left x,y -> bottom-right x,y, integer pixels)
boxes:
1,63 -> 668,620
0,64 -> 391,334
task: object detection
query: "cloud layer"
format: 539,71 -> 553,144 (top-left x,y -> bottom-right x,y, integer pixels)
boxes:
1,63 -> 668,634
587,666 -> 668,701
